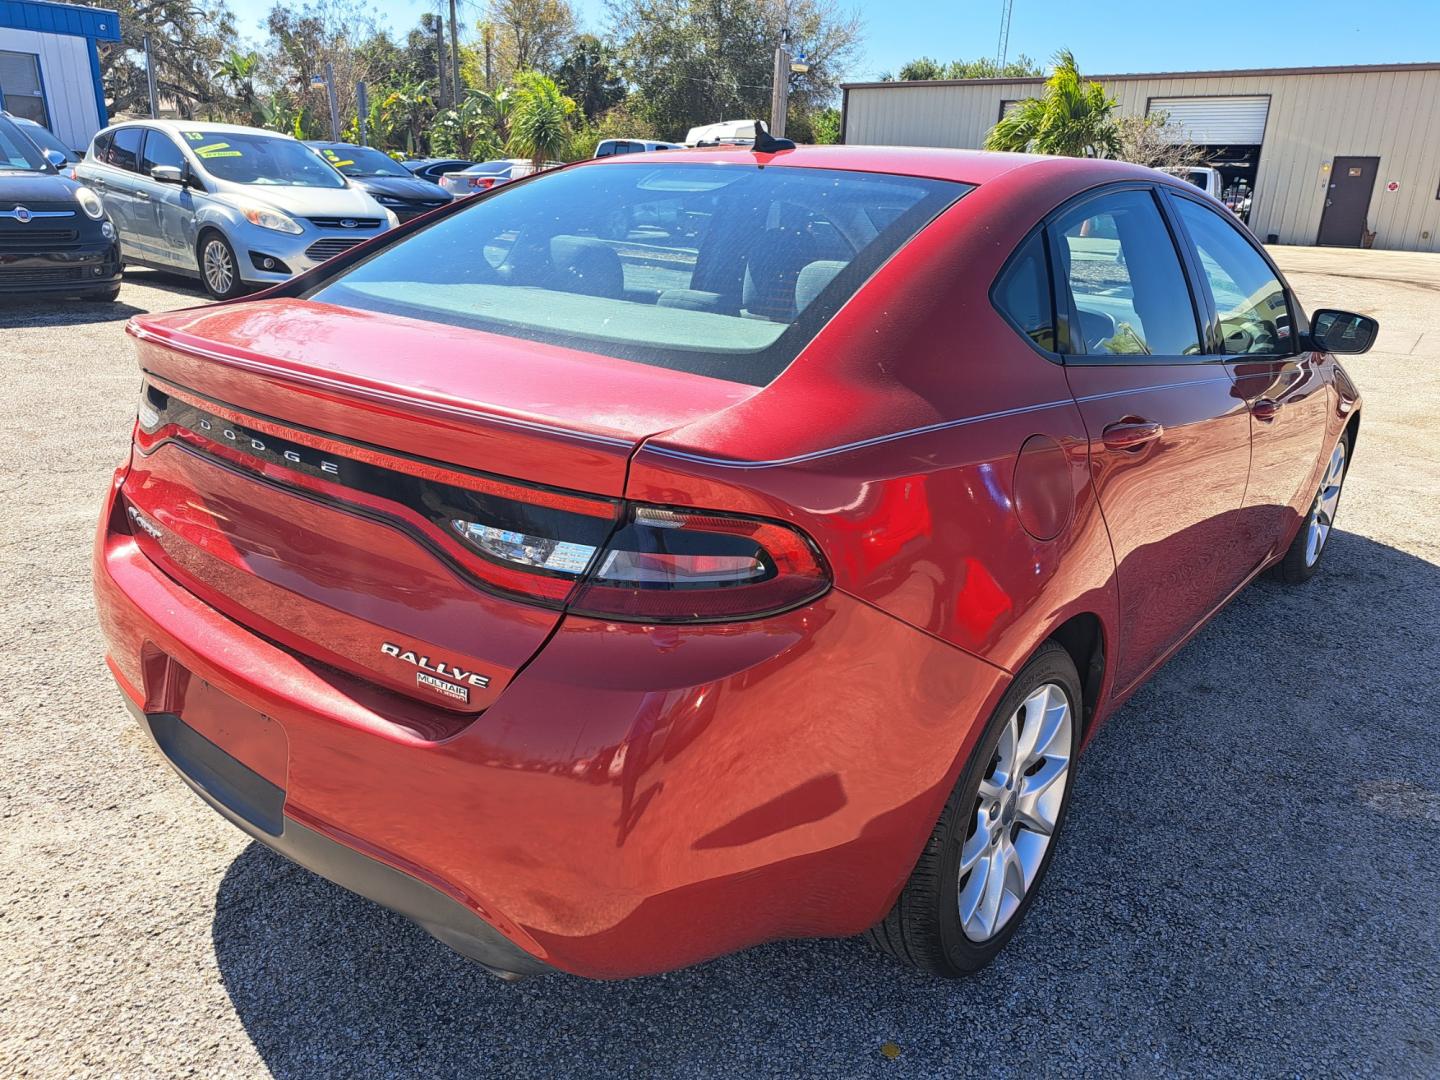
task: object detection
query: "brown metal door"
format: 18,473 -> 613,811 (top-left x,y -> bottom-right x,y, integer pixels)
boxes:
1316,157 -> 1378,247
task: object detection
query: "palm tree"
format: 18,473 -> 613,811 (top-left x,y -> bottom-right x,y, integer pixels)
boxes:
506,72 -> 575,169
217,50 -> 261,125
985,50 -> 1119,159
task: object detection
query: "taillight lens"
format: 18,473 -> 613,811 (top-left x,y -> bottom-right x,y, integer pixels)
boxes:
469,175 -> 496,190
447,503 -> 829,621
569,506 -> 830,621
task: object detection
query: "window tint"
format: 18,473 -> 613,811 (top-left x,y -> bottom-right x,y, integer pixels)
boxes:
1054,189 -> 1200,357
107,127 -> 143,172
140,130 -> 185,175
1172,196 -> 1292,355
993,232 -> 1054,350
90,130 -> 112,162
309,163 -> 967,386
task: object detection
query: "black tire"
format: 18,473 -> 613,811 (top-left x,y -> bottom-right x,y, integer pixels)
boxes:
1273,431 -> 1351,585
867,640 -> 1082,976
196,229 -> 246,300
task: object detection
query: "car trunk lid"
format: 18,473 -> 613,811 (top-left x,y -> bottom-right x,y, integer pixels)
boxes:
121,298 -> 756,712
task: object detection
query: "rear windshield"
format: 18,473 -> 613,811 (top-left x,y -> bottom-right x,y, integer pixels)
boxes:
308,162 -> 968,384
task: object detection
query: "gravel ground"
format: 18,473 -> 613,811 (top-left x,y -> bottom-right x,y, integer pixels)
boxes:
2,252 -> 1438,1079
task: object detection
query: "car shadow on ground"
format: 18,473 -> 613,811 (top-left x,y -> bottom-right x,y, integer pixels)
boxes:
211,529 -> 1440,1078
0,269 -> 204,328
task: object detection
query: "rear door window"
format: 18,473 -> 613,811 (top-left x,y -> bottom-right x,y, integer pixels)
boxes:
308,163 -> 968,385
1053,188 -> 1201,358
107,127 -> 143,172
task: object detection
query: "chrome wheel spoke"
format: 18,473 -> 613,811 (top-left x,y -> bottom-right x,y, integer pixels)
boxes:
1304,443 -> 1346,567
957,680 -> 1075,943
958,810 -> 989,876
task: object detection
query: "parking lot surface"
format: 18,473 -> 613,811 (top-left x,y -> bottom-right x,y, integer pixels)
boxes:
2,251 -> 1437,1078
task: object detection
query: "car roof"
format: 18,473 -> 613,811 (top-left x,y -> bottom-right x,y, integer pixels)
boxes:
579,144 -> 1146,186
107,119 -> 298,139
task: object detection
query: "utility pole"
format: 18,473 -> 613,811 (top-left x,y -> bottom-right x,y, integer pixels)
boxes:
324,60 -> 340,141
143,33 -> 159,118
434,18 -> 448,104
770,46 -> 789,138
356,81 -> 369,145
448,0 -> 462,106
482,23 -> 494,90
769,3 -> 793,138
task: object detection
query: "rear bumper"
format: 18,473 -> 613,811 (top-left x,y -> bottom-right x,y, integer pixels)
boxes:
129,702 -> 550,978
94,468 -> 1009,978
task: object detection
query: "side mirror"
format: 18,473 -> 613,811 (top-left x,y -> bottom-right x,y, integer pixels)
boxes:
150,164 -> 185,185
1308,309 -> 1379,355
44,148 -> 66,168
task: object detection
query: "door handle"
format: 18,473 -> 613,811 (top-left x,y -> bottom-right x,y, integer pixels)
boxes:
1102,418 -> 1164,452
134,191 -> 150,201
1251,398 -> 1281,422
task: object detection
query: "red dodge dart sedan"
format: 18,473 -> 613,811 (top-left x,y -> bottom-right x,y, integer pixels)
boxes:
94,143 -> 1374,980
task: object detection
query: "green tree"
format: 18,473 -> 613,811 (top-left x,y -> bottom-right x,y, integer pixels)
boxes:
482,0 -> 577,84
555,33 -> 625,121
379,83 -> 436,155
890,54 -> 1044,81
506,71 -> 576,167
216,49 -> 262,123
100,0 -> 240,119
984,50 -> 1119,158
432,88 -> 512,159
608,0 -> 862,140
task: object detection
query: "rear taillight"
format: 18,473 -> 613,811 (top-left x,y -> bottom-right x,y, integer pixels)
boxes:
469,176 -> 496,191
448,503 -> 830,622
136,379 -> 829,623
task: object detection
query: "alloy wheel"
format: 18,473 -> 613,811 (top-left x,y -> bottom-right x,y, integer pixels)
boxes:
1305,441 -> 1347,567
203,238 -> 234,296
957,682 -> 1074,942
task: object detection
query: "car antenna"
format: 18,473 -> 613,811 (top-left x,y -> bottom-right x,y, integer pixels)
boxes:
751,120 -> 796,154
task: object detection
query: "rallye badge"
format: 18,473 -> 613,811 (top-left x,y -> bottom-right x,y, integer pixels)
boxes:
381,642 -> 490,704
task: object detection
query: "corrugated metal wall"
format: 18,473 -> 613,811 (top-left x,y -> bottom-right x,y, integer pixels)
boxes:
0,27 -> 102,149
843,67 -> 1440,252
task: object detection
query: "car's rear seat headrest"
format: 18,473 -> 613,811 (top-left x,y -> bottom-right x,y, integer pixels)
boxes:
795,260 -> 846,314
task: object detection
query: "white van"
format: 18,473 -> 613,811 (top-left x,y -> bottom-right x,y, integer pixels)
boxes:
1164,165 -> 1224,200
684,120 -> 756,146
594,139 -> 683,158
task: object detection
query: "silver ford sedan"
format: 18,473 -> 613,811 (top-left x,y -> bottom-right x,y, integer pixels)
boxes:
77,121 -> 395,298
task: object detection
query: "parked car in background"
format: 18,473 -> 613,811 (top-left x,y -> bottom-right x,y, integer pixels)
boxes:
594,138 -> 684,158
306,142 -> 453,222
402,157 -> 475,185
96,146 -> 1371,981
10,113 -> 83,167
78,121 -> 395,299
438,158 -> 561,197
0,111 -> 120,301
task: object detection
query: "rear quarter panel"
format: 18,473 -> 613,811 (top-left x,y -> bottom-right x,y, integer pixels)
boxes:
630,160 -> 1125,695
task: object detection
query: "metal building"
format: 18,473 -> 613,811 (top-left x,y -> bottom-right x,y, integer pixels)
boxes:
841,63 -> 1440,252
0,0 -> 119,153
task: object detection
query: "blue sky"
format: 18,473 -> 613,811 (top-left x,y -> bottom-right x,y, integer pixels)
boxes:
226,0 -> 1438,83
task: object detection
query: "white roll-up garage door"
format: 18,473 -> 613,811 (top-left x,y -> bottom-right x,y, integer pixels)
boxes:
1149,96 -> 1270,143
